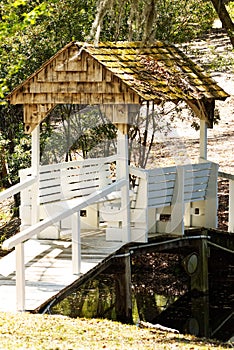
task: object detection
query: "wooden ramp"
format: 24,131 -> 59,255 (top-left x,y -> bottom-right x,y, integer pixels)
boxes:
0,230 -> 123,312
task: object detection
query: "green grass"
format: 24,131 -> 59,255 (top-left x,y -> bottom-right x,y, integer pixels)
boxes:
0,312 -> 231,349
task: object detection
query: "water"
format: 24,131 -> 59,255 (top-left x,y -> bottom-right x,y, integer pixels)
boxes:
47,248 -> 233,342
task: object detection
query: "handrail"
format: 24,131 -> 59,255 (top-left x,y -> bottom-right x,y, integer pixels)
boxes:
218,171 -> 234,180
23,155 -> 117,173
129,166 -> 147,179
0,176 -> 37,202
2,179 -> 126,250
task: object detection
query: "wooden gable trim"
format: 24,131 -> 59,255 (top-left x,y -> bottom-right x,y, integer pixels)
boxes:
24,104 -> 55,133
9,47 -> 141,106
186,98 -> 215,128
7,44 -> 141,132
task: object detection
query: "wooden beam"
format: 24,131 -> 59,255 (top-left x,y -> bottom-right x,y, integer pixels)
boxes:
15,243 -> 25,311
200,120 -> 208,160
116,127 -> 131,242
24,104 -> 55,133
72,211 -> 81,275
186,98 -> 215,128
12,93 -> 140,105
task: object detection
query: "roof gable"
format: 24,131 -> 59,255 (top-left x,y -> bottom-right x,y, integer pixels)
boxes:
6,41 -> 229,133
82,41 -> 228,101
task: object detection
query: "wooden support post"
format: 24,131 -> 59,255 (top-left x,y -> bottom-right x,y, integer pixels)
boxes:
15,243 -> 25,311
115,250 -> 132,323
200,120 -> 207,160
31,125 -> 40,227
124,250 -> 132,323
117,126 -> 131,243
228,179 -> 234,232
191,237 -> 209,293
72,211 -> 81,275
190,295 -> 210,338
204,162 -> 218,228
167,166 -> 185,235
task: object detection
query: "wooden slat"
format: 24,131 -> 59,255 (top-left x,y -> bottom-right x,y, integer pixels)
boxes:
148,180 -> 175,192
39,185 -> 61,197
39,178 -> 61,189
28,81 -> 129,94
62,172 -> 109,183
184,183 -> 207,193
147,165 -> 176,176
148,196 -> 171,208
148,199 -> 171,208
148,173 -> 177,183
184,162 -> 211,172
39,193 -> 62,204
65,178 -> 100,192
148,187 -> 174,200
39,156 -> 115,172
186,168 -> 211,178
184,175 -> 210,187
184,169 -> 210,179
184,190 -> 206,202
61,164 -> 110,177
11,92 -> 138,105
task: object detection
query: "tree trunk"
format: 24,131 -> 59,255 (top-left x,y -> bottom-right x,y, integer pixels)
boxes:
210,0 -> 234,47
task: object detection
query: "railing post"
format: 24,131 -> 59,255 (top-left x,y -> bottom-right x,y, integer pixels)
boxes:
31,126 -> 40,227
204,162 -> 218,228
117,126 -> 131,243
200,120 -> 207,160
229,179 -> 234,232
15,243 -> 25,311
167,166 -> 185,235
72,211 -> 81,274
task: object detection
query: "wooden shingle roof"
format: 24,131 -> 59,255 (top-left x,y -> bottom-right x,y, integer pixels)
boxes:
6,41 -> 229,133
81,41 -> 228,102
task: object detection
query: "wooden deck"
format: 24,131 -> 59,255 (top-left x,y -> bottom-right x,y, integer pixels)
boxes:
0,230 -> 123,312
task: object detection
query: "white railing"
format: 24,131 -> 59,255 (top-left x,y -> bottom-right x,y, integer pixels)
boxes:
19,155 -> 116,234
1,155 -> 121,311
0,176 -> 37,202
2,179 -> 126,311
1,156 -> 233,311
129,161 -> 219,235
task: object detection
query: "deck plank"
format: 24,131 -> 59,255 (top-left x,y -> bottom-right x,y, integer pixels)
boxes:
0,230 -> 123,312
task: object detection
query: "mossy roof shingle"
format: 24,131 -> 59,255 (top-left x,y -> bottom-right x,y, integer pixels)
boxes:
79,41 -> 228,101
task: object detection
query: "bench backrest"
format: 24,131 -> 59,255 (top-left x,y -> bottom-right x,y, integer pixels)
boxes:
20,156 -> 114,206
130,161 -> 216,209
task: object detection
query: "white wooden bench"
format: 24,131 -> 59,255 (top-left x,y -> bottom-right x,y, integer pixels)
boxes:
19,156 -> 115,238
100,161 -> 218,241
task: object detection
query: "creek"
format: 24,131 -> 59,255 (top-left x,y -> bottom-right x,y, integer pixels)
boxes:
47,247 -> 233,342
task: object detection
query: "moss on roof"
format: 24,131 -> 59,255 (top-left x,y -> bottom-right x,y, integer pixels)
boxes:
79,41 -> 228,102
6,40 -> 229,105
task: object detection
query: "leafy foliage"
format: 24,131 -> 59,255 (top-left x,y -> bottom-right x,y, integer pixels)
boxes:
0,0 -> 96,186
94,0 -> 216,43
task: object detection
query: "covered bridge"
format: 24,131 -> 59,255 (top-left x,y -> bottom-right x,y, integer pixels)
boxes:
1,41 -> 230,311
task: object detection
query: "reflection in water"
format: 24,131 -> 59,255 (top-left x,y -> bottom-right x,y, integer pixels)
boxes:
51,277 -> 117,320
49,249 -> 233,342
